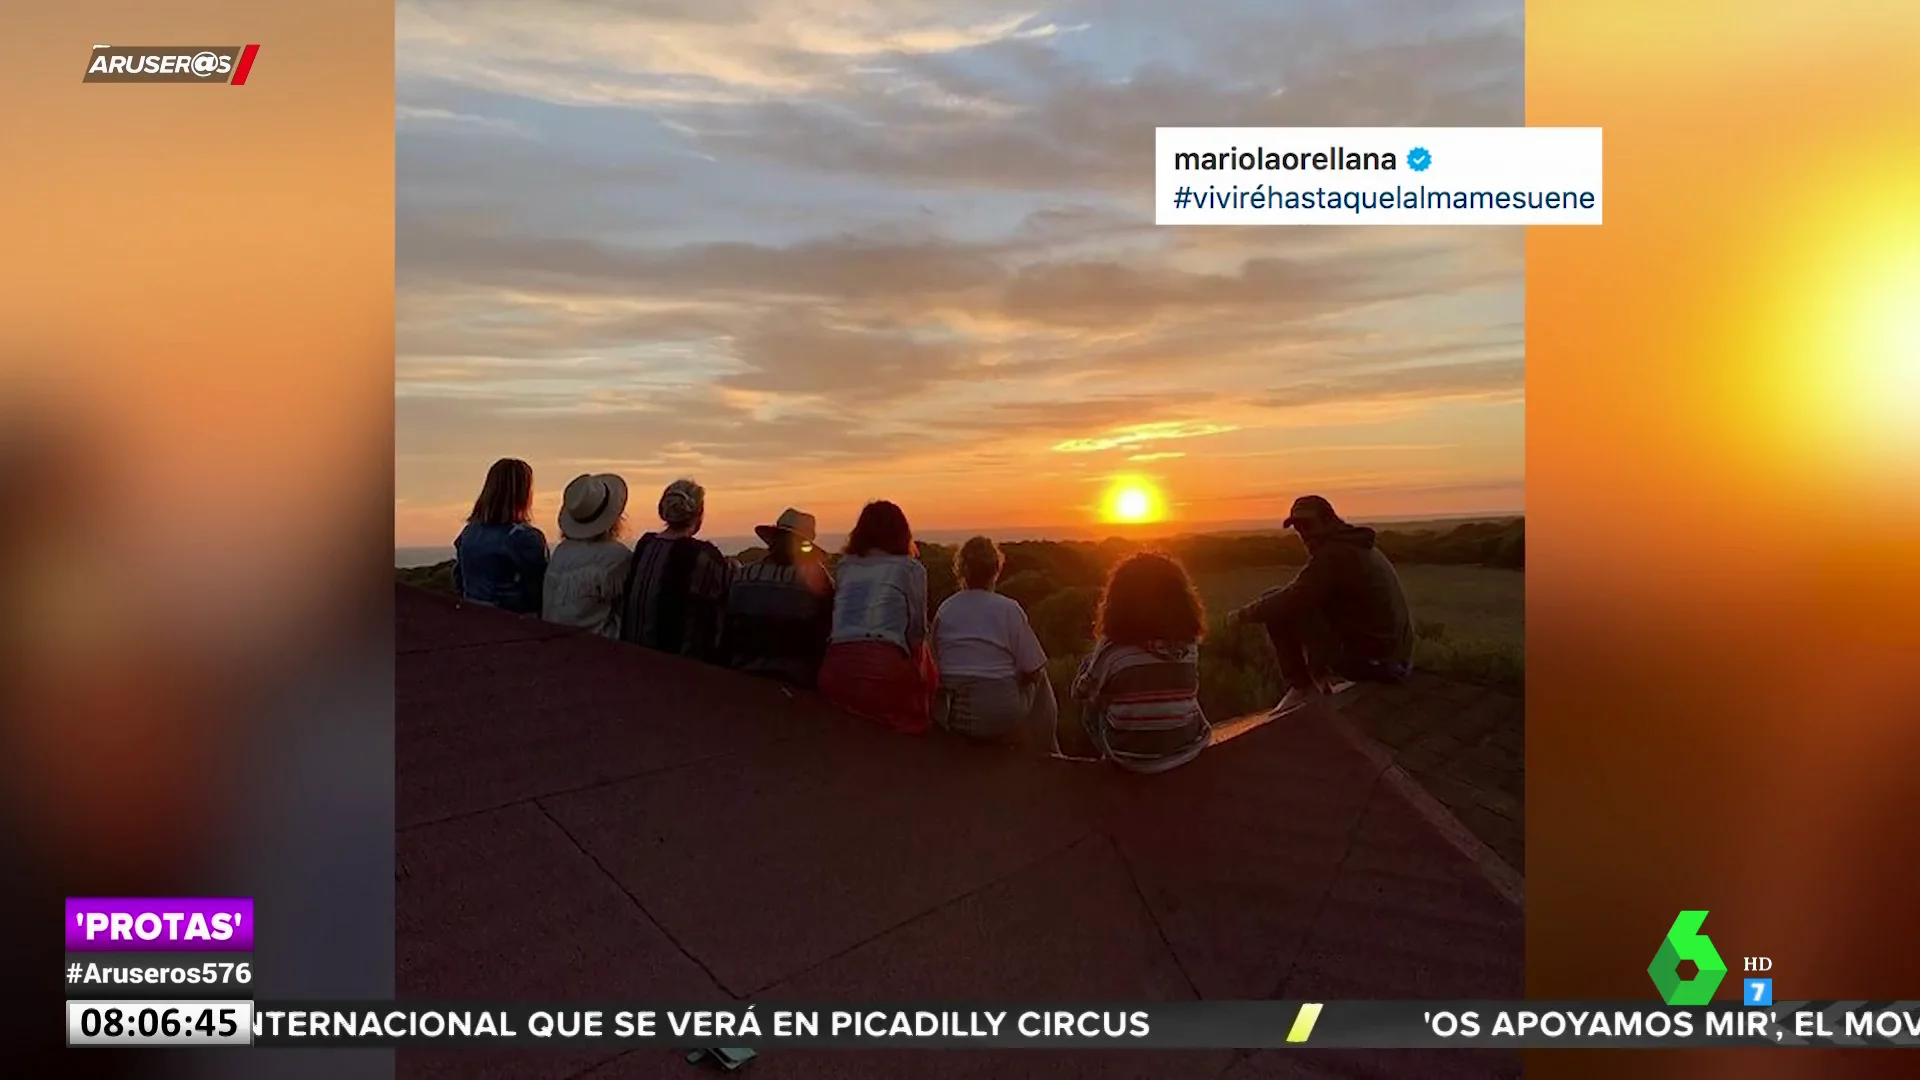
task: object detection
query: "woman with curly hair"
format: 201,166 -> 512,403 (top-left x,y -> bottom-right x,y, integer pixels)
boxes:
1069,551 -> 1211,772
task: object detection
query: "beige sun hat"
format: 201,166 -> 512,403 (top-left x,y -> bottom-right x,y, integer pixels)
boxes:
754,508 -> 819,548
558,473 -> 629,540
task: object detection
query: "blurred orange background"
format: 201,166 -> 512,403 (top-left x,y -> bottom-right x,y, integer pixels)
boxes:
1,4 -> 394,1077
2,0 -> 393,866
1528,0 -> 1920,1076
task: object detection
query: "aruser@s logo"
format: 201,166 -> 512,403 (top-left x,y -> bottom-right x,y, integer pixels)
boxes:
1648,910 -> 1728,1005
83,44 -> 261,85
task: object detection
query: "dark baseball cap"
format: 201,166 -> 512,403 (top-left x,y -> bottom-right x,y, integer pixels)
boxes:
1282,495 -> 1336,528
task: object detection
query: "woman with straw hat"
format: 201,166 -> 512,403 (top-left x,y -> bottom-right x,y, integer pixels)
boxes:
541,473 -> 632,638
725,508 -> 835,686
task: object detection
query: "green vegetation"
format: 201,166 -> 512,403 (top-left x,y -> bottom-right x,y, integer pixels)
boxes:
397,518 -> 1525,719
398,560 -> 457,595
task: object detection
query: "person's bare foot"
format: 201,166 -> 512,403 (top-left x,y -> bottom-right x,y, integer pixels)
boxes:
1269,685 -> 1326,718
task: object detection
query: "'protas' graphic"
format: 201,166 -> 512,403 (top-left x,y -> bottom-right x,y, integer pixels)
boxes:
84,45 -> 260,84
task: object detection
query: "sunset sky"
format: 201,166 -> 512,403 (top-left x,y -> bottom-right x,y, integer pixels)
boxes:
394,0 -> 1524,548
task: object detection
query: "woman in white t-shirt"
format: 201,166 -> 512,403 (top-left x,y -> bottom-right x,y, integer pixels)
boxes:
931,536 -> 1057,747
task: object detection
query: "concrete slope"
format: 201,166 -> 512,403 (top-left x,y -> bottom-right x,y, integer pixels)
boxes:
395,586 -> 1521,1080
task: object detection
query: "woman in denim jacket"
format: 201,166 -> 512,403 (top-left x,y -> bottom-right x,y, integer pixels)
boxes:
452,458 -> 550,614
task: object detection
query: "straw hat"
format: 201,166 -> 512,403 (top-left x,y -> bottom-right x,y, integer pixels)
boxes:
558,474 -> 628,540
754,508 -> 818,548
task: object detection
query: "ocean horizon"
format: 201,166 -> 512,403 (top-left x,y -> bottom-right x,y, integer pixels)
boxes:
396,510 -> 1520,568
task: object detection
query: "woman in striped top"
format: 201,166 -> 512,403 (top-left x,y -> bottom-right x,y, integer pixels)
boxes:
1070,552 -> 1211,773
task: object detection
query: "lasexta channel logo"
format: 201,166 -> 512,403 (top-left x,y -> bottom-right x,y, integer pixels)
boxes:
1648,910 -> 1728,1005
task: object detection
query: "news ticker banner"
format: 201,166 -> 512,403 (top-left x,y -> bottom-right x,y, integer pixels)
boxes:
1155,126 -> 1603,226
66,1001 -> 1920,1050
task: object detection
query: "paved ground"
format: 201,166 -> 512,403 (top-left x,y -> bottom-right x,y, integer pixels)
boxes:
1330,676 -> 1524,875
394,586 -> 1522,1080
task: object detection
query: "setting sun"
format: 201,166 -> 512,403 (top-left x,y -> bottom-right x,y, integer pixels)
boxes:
1099,478 -> 1167,524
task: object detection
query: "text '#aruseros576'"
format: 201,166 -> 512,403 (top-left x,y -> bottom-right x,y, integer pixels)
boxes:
66,953 -> 254,999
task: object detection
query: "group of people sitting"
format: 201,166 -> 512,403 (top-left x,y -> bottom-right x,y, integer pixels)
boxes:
450,457 -> 1415,773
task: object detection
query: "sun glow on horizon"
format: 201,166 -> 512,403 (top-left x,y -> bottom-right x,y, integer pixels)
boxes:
1759,171 -> 1920,478
1099,477 -> 1167,525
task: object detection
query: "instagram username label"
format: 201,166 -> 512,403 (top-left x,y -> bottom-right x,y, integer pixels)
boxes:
1157,127 -> 1602,226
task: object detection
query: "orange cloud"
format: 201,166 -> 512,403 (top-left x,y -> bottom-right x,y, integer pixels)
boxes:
1051,421 -> 1240,454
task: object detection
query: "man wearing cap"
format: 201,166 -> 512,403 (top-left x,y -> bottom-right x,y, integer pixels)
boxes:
542,473 -> 632,638
724,508 -> 836,687
1227,495 -> 1415,717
